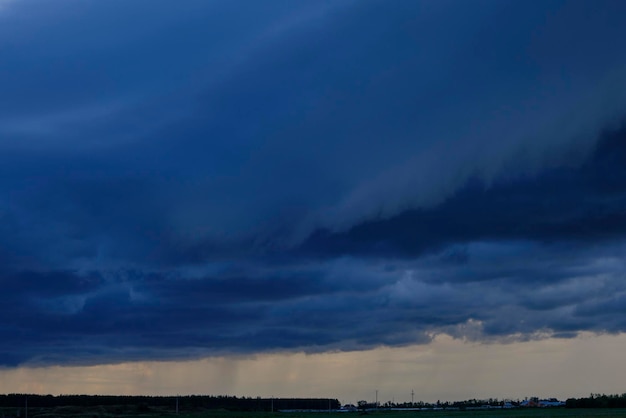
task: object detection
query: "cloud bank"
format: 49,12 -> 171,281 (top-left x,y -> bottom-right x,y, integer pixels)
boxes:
1,0 -> 626,366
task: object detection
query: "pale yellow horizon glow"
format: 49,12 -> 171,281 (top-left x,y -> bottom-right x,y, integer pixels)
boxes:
1,333 -> 625,404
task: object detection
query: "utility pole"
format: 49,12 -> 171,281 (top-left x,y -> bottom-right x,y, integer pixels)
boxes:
375,390 -> 378,409
175,395 -> 179,415
411,390 -> 414,405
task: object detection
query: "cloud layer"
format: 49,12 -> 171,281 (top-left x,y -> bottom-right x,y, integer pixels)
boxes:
1,0 -> 626,366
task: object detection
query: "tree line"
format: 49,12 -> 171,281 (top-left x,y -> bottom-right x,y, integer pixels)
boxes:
566,393 -> 626,408
0,394 -> 340,411
5,393 -> 626,410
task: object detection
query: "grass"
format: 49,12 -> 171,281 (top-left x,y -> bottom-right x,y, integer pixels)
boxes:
163,409 -> 626,418
4,407 -> 626,418
358,410 -> 626,418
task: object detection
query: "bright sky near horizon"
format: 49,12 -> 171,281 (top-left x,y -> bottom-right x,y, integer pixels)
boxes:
1,0 -> 626,402
3,333 -> 626,403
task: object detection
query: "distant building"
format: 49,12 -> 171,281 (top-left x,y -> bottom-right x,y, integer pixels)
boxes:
520,397 -> 564,407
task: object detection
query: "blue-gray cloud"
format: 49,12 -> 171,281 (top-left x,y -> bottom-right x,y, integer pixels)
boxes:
1,0 -> 626,367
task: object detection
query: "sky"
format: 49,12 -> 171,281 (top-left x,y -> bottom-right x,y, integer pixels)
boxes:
1,0 -> 626,403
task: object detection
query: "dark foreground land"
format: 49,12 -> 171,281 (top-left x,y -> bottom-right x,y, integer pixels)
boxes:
4,407 -> 626,418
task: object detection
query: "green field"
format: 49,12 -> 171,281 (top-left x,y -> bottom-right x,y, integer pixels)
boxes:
4,408 -> 626,418
214,410 -> 626,418
344,411 -> 626,418
152,412 -> 626,418
303,410 -> 626,418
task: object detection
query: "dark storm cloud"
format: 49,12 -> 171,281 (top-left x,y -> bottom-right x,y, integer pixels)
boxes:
301,124 -> 626,258
1,0 -> 626,366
